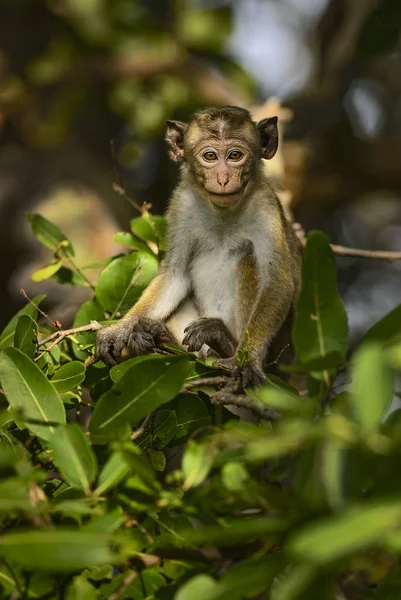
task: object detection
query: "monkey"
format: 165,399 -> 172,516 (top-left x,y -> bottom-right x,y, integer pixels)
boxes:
96,106 -> 302,387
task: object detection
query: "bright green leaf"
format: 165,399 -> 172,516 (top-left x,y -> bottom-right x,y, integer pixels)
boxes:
94,452 -> 130,496
95,253 -> 138,315
14,315 -> 38,359
27,213 -> 74,255
51,361 -> 86,392
31,260 -> 63,281
0,295 -> 45,350
0,347 -> 65,440
175,575 -> 218,600
293,231 -> 348,369
360,302 -> 401,346
50,423 -> 97,493
351,343 -> 393,429
90,355 -> 188,442
182,440 -> 217,490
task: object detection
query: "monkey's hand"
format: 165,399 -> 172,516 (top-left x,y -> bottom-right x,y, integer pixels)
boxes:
96,317 -> 176,367
213,356 -> 267,388
182,318 -> 237,358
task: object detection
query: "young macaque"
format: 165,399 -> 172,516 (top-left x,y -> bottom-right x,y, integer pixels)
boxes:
96,106 -> 301,387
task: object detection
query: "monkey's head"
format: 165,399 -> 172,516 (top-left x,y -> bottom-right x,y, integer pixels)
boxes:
165,106 -> 278,208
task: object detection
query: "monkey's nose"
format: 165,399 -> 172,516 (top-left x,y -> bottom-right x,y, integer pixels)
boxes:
217,171 -> 229,187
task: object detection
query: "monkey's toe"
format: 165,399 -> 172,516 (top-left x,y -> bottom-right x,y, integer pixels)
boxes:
128,323 -> 155,355
241,364 -> 267,388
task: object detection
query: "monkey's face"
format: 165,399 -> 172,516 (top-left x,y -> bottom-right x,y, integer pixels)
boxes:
165,106 -> 279,208
192,138 -> 252,207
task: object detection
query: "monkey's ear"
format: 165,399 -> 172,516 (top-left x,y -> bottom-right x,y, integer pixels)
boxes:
165,120 -> 188,162
257,116 -> 279,160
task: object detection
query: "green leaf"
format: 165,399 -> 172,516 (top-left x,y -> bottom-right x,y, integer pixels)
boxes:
51,266 -> 89,286
0,530 -> 119,572
94,451 -> 130,496
271,565 -> 320,600
0,478 -> 31,511
14,315 -> 38,359
130,215 -> 157,242
50,423 -> 97,493
134,252 -> 159,289
293,231 -> 348,368
27,213 -> 74,255
182,440 -> 217,490
31,260 -> 63,281
148,448 -> 166,471
361,302 -> 401,346
288,502 -> 401,564
114,231 -> 156,256
0,347 -> 65,440
217,554 -> 283,600
95,253 -> 138,315
51,361 -> 86,392
66,575 -> 98,600
246,378 -> 304,415
89,355 -> 188,442
84,508 -> 126,533
187,516 -> 288,546
110,354 -> 168,382
174,394 -> 210,440
175,575 -> 218,600
221,462 -> 249,491
350,343 -> 393,429
0,295 -> 45,350
145,410 -> 177,448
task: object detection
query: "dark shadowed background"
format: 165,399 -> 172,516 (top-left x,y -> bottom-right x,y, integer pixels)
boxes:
1,0 -> 401,345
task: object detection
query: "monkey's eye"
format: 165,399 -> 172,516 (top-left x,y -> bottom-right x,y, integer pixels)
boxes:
227,150 -> 244,161
203,151 -> 218,161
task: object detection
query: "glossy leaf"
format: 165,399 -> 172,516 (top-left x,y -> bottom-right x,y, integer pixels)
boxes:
51,361 -> 86,393
31,260 -> 63,282
0,295 -> 45,350
94,452 -> 130,496
89,355 -> 188,441
175,575 -> 218,600
27,213 -> 74,255
182,439 -> 216,490
361,302 -> 401,346
174,393 -> 210,440
50,424 -> 97,493
292,231 -> 348,368
0,347 -> 65,440
95,252 -> 138,315
14,315 -> 38,359
351,343 -> 393,429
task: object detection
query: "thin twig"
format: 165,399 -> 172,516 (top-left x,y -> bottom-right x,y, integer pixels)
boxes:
108,571 -> 138,600
35,321 -> 102,362
111,140 -> 150,214
184,376 -> 232,390
20,289 -> 61,329
131,411 -> 155,441
293,222 -> 401,262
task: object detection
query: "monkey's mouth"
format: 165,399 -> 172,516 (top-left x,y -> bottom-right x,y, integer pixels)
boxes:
208,192 -> 241,208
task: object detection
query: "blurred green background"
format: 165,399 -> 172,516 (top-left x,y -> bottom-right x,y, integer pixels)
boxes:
1,0 -> 401,344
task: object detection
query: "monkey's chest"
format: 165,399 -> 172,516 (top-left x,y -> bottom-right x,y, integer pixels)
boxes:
190,247 -> 241,335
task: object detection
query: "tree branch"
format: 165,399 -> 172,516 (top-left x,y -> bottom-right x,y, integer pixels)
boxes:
130,411 -> 155,441
293,222 -> 401,261
35,321 -> 102,362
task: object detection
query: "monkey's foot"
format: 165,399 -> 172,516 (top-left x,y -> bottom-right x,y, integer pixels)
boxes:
213,357 -> 267,388
182,318 -> 236,357
96,318 -> 175,367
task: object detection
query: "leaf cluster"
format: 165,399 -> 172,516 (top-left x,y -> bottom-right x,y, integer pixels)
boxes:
0,215 -> 401,599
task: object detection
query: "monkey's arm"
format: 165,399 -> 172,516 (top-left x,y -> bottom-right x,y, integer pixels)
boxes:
235,254 -> 295,386
96,267 -> 190,366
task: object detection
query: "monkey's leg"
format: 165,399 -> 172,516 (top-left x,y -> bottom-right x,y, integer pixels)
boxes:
234,255 -> 295,388
182,317 -> 237,358
96,270 -> 189,366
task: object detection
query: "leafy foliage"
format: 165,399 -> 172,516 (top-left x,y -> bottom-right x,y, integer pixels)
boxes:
0,216 -> 401,599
